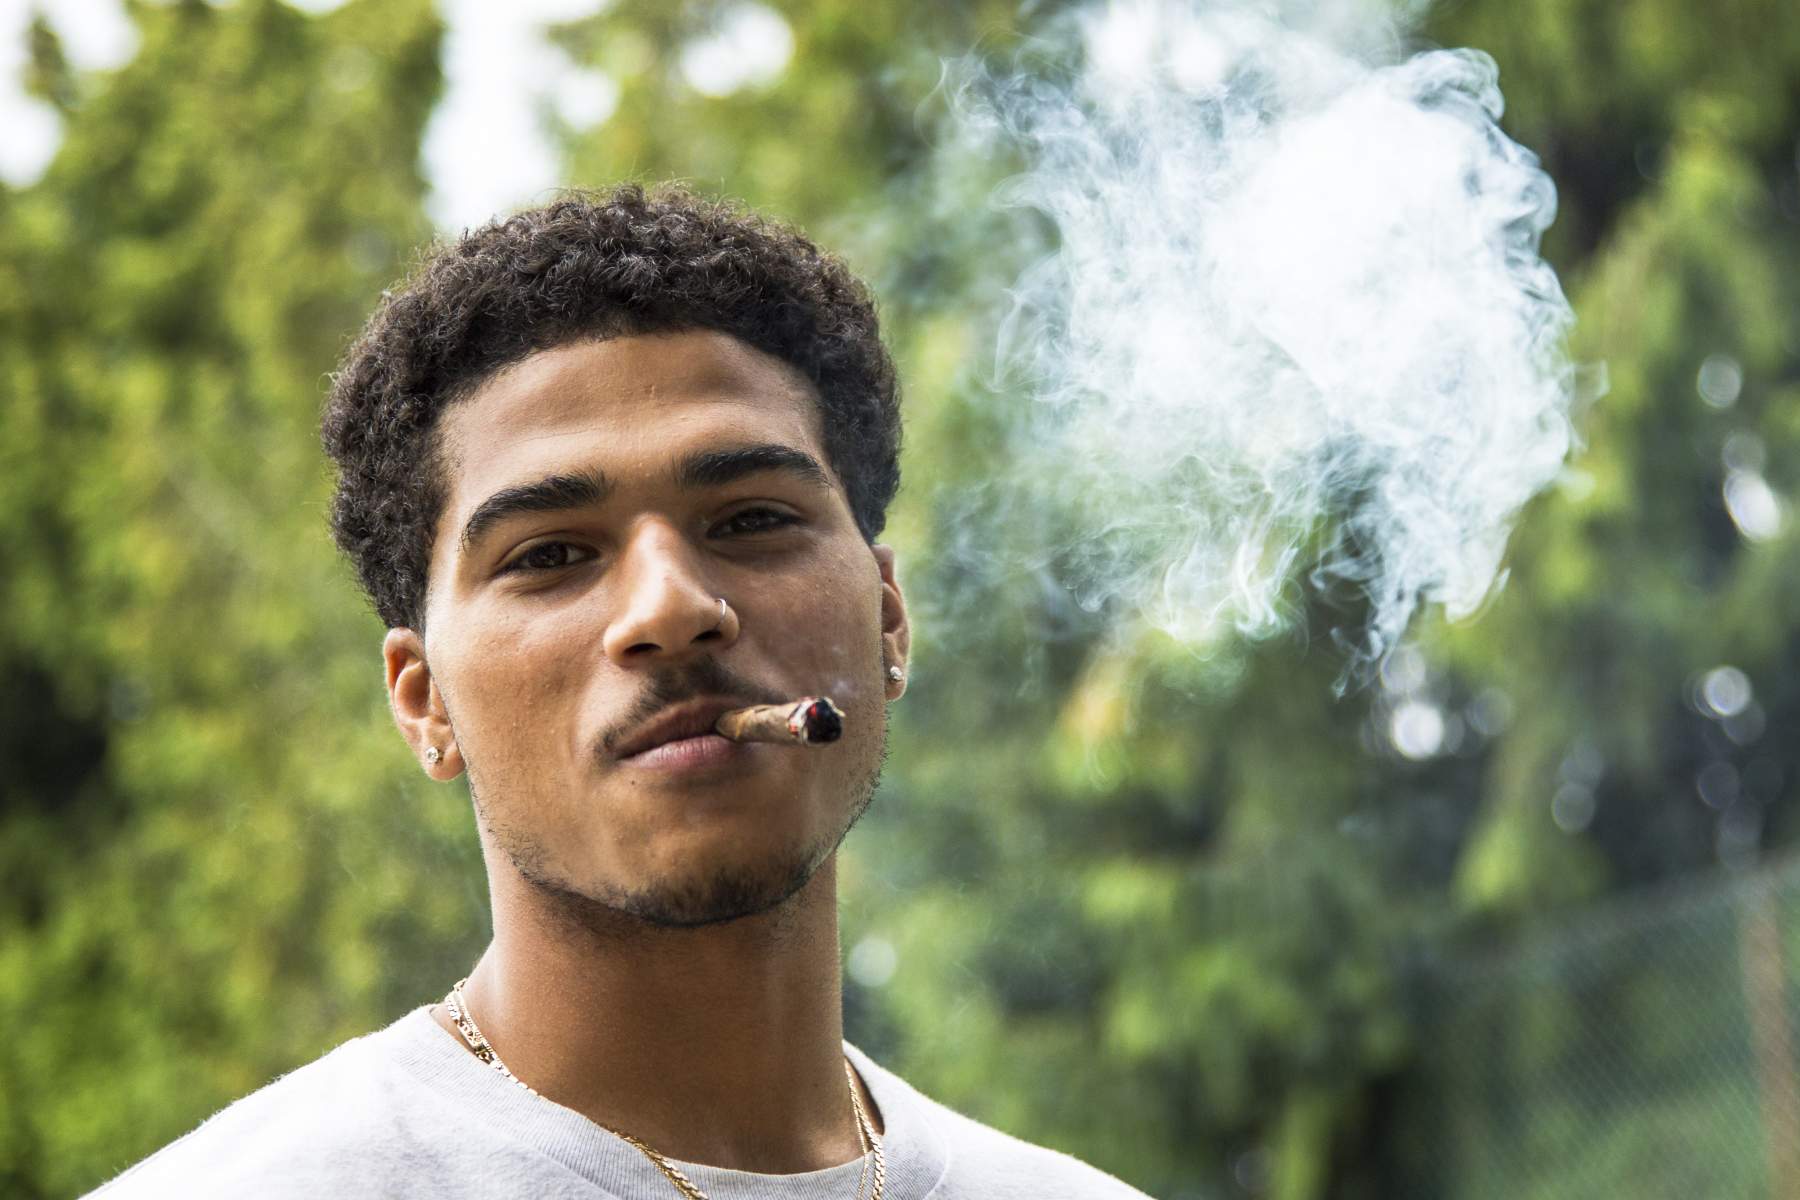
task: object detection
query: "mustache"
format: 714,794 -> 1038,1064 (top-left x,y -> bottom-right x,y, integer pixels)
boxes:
597,658 -> 788,757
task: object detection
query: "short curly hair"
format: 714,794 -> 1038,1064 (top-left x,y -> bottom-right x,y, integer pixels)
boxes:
321,184 -> 901,631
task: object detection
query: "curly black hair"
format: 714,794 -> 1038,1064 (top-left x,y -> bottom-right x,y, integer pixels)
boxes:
320,184 -> 902,631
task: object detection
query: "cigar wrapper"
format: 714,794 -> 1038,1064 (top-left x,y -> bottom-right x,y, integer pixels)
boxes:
714,697 -> 844,746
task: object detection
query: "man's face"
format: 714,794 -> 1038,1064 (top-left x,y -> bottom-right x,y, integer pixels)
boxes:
384,330 -> 908,927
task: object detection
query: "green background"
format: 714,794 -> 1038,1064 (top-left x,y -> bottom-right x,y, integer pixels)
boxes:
3,1 -> 1798,1196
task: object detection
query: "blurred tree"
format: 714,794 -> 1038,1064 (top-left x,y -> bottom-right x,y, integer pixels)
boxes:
1396,2 -> 1800,1190
3,0 -> 1796,1197
0,2 -> 467,1196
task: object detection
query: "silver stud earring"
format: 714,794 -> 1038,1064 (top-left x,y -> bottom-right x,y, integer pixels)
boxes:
888,665 -> 904,683
425,747 -> 442,765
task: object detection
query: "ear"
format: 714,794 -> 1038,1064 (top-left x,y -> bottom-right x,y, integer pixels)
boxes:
872,544 -> 910,700
383,627 -> 464,780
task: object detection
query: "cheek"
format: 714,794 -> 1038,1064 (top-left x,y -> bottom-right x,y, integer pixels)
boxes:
444,608 -> 601,760
777,553 -> 884,702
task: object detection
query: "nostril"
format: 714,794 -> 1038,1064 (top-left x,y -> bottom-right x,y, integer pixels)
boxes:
694,629 -> 722,643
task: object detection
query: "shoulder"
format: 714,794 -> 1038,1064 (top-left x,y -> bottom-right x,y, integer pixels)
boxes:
84,1011 -> 570,1200
916,1093 -> 1154,1199
851,1048 -> 1154,1200
85,1026 -> 394,1199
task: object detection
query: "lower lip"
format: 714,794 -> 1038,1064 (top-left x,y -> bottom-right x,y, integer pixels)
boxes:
619,733 -> 744,771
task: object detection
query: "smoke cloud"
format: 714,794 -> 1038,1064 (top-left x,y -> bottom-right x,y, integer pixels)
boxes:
935,0 -> 1579,682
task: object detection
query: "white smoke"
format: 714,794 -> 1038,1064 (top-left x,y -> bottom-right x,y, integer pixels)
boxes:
940,0 -> 1579,680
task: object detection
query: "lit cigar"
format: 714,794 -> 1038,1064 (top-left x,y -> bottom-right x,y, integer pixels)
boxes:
714,697 -> 844,746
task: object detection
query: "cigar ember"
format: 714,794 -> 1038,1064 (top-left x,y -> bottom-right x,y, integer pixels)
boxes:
714,697 -> 844,746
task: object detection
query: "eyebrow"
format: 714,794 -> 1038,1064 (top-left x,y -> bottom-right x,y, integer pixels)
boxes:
457,442 -> 833,554
459,467 -> 610,553
674,443 -> 833,492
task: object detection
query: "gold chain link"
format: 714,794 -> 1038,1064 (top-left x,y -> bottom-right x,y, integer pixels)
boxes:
445,979 -> 884,1199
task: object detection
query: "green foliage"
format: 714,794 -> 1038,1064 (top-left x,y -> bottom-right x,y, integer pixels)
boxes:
3,1 -> 1798,1197
0,4 -> 476,1196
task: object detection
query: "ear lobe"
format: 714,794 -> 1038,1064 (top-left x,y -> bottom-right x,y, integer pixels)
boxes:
383,627 -> 463,778
872,544 -> 910,699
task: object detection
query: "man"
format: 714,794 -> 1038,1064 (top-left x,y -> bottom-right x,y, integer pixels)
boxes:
92,185 -> 1150,1198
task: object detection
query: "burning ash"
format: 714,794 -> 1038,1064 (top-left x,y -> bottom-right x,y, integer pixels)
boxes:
716,697 -> 846,746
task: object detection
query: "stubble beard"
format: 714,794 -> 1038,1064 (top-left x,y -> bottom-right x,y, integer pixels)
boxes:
473,724 -> 889,935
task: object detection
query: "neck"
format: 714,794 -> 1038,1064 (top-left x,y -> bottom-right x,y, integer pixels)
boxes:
434,851 -> 874,1174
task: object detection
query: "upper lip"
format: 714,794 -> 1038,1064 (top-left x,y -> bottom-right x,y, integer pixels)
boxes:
611,696 -> 748,760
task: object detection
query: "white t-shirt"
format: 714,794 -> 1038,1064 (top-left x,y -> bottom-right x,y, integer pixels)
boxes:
87,1007 -> 1152,1198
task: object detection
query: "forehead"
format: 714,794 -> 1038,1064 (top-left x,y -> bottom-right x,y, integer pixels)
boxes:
436,330 -> 828,516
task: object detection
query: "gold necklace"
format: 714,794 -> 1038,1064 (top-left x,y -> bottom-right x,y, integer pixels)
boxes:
443,979 -> 885,1200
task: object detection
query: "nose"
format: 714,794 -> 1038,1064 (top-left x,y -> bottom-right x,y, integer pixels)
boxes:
602,519 -> 737,666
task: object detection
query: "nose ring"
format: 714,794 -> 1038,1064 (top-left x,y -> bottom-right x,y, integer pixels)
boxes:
712,596 -> 729,633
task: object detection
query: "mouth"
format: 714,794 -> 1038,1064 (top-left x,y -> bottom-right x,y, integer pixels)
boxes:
610,696 -> 750,763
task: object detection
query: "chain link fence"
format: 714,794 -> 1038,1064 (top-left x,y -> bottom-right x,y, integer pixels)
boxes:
1387,856 -> 1800,1198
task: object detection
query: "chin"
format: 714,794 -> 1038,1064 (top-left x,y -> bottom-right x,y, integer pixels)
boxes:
498,758 -> 882,931
520,832 -> 834,930
624,856 -> 823,928
613,793 -> 853,926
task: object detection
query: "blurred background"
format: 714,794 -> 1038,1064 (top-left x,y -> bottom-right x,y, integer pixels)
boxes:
2,0 -> 1798,1196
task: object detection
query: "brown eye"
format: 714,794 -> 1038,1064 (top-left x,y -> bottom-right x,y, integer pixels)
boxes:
715,508 -> 800,536
504,542 -> 592,573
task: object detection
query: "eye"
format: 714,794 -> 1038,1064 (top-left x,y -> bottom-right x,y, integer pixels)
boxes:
501,541 -> 595,574
713,507 -> 801,537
